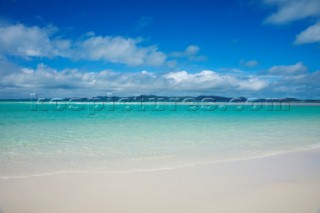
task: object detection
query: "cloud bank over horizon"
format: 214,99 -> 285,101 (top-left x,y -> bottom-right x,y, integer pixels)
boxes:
1,57 -> 319,99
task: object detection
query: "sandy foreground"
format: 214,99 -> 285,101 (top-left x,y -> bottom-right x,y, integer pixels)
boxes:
1,149 -> 320,213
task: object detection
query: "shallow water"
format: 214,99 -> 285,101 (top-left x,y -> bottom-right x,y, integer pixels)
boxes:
1,102 -> 320,177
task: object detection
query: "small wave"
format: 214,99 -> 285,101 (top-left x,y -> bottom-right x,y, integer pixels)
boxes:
1,145 -> 320,180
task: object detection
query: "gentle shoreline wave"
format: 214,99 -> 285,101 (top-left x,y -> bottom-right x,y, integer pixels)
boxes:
2,145 -> 320,180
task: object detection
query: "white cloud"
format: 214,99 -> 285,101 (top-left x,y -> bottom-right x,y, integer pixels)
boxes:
170,45 -> 207,62
263,0 -> 320,24
240,60 -> 259,67
74,36 -> 166,66
269,70 -> 320,97
0,23 -> 166,66
295,22 -> 320,44
263,0 -> 320,45
167,60 -> 178,68
0,63 -> 269,98
185,45 -> 200,55
268,62 -> 308,75
163,70 -> 267,91
0,23 -> 66,58
1,61 -> 320,99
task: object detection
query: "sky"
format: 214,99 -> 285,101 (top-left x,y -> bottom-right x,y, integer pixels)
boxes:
0,0 -> 320,99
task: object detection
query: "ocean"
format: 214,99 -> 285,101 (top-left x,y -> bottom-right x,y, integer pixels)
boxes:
1,101 -> 320,178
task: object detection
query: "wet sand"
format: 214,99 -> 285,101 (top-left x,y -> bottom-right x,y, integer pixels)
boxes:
1,149 -> 320,213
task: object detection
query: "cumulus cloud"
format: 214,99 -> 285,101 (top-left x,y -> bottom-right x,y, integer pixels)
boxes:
170,45 -> 207,62
268,70 -> 320,97
73,36 -> 166,66
0,23 -> 67,58
0,23 -> 166,66
268,62 -> 308,75
255,62 -> 320,98
295,22 -> 320,44
1,60 -> 320,99
164,70 -> 267,91
240,60 -> 259,67
0,62 -> 270,98
263,0 -> 320,44
185,45 -> 200,55
263,0 -> 320,24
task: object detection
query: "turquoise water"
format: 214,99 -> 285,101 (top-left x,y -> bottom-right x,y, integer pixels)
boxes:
1,102 -> 320,177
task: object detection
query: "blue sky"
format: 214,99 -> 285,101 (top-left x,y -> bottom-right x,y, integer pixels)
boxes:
0,0 -> 320,98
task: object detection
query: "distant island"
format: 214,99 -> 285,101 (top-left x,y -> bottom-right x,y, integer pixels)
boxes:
1,95 -> 320,103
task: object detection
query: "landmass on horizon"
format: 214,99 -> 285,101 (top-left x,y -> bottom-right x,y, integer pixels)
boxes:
2,95 -> 320,103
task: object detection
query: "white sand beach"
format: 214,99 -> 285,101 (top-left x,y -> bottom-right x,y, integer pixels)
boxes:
1,149 -> 320,213
1,0 -> 320,212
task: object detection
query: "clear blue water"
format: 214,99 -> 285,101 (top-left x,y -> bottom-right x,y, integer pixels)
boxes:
0,102 -> 320,177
